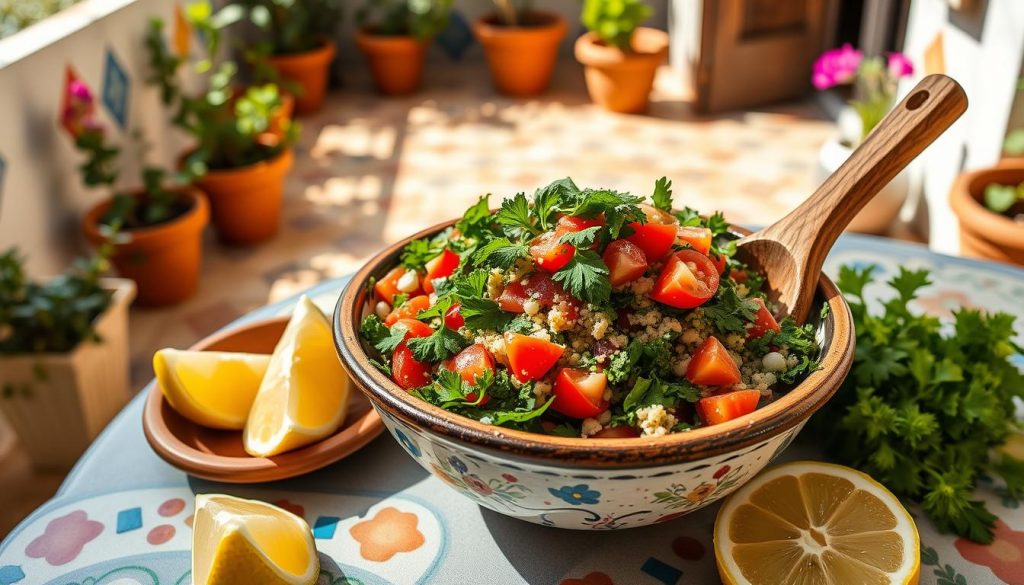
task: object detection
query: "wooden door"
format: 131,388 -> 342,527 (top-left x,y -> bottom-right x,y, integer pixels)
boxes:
695,0 -> 829,113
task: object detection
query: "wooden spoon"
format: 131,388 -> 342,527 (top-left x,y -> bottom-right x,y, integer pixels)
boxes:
737,74 -> 968,323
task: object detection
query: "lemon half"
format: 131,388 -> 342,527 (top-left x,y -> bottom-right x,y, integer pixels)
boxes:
154,349 -> 270,430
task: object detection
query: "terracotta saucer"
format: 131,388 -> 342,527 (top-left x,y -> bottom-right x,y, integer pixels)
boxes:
143,316 -> 384,483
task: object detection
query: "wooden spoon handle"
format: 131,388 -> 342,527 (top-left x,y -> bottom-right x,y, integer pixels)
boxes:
758,74 -> 967,262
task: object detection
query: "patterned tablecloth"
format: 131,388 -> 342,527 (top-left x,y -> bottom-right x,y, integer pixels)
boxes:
1,234 -> 1022,585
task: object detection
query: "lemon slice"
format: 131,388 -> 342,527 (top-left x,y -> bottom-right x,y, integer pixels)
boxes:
714,461 -> 920,585
154,349 -> 270,430
243,296 -> 350,457
192,494 -> 318,585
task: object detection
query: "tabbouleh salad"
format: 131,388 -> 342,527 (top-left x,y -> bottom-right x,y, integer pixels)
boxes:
359,178 -> 822,438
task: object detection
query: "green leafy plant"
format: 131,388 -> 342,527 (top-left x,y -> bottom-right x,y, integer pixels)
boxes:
146,3 -> 297,174
581,0 -> 652,52
0,246 -> 114,355
983,181 -> 1024,218
234,0 -> 343,55
810,265 -> 1024,543
356,0 -> 453,40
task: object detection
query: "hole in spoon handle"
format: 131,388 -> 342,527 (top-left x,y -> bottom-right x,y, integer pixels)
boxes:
906,90 -> 930,110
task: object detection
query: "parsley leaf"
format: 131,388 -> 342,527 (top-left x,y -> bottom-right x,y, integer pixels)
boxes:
700,281 -> 758,334
359,314 -> 390,347
406,326 -> 469,362
560,188 -> 644,238
652,176 -> 673,212
534,178 -> 579,230
473,237 -> 529,269
460,297 -> 513,331
495,192 -> 538,236
559,226 -> 602,247
552,250 -> 611,305
400,235 -> 445,271
455,194 -> 494,239
373,321 -> 409,354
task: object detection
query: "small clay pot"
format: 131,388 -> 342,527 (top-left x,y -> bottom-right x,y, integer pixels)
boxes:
267,40 -> 336,114
355,30 -> 428,96
473,11 -> 568,97
82,187 -> 209,306
575,27 -> 669,114
949,163 -> 1024,266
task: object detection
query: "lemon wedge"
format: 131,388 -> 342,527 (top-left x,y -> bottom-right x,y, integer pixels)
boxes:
154,349 -> 270,430
243,296 -> 350,457
714,461 -> 920,585
192,494 -> 318,585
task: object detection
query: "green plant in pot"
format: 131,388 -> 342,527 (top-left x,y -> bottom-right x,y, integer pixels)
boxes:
473,0 -> 568,96
949,164 -> 1024,266
147,3 -> 297,245
354,0 -> 452,96
63,78 -> 209,307
0,246 -> 135,469
574,0 -> 668,113
233,0 -> 343,114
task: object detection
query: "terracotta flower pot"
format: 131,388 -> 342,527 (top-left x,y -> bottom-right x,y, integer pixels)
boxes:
575,27 -> 669,114
949,163 -> 1024,266
0,279 -> 134,469
355,30 -> 428,96
267,40 -> 336,114
473,12 -> 568,97
82,187 -> 209,307
193,149 -> 294,245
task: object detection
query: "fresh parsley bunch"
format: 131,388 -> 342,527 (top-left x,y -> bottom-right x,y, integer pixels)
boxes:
811,265 -> 1024,543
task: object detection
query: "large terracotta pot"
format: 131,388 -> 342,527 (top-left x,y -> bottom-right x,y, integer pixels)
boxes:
193,149 -> 294,245
355,30 -> 428,96
82,187 -> 209,307
815,137 -> 911,234
473,12 -> 567,97
574,27 -> 669,114
949,163 -> 1024,266
267,40 -> 336,114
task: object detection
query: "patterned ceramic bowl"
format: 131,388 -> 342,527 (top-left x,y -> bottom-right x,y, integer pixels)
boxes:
334,220 -> 854,530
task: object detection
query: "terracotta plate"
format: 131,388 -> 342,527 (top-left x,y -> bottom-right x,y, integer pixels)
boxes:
142,316 -> 384,483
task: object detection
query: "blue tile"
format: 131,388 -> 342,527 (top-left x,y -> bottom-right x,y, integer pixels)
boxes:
102,48 -> 130,128
641,557 -> 682,585
312,516 -> 340,540
436,10 -> 474,60
116,507 -> 143,533
0,565 -> 25,585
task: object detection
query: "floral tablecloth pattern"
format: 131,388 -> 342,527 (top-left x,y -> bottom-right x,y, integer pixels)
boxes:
1,235 -> 1022,585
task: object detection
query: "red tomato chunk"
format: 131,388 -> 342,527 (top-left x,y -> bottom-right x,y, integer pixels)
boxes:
686,336 -> 741,386
697,390 -> 761,426
552,368 -> 609,419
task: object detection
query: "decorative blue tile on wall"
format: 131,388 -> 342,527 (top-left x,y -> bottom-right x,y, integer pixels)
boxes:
116,507 -> 143,533
312,516 -> 340,539
102,48 -> 130,129
437,10 -> 474,60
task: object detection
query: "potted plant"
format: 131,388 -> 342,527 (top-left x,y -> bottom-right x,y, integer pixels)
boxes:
354,0 -> 452,96
950,163 -> 1024,265
148,9 -> 298,245
62,78 -> 209,307
0,246 -> 135,469
811,45 -> 916,234
574,0 -> 667,114
473,1 -> 568,97
235,0 -> 343,114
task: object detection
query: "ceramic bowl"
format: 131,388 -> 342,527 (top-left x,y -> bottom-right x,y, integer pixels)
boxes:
144,316 -> 384,483
334,220 -> 854,529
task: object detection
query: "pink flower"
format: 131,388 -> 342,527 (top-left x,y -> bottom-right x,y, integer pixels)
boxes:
812,44 -> 863,89
25,510 -> 103,566
887,52 -> 914,78
67,80 -> 94,105
463,474 -> 493,496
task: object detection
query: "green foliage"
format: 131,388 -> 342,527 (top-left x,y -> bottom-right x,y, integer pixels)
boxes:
0,247 -> 113,354
234,0 -> 342,55
356,0 -> 453,40
581,0 -> 652,52
810,265 -> 1024,543
0,0 -> 80,40
146,5 -> 297,174
983,182 -> 1024,216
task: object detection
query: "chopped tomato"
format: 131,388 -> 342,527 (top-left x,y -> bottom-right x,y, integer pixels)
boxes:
505,333 -> 564,382
686,336 -> 741,386
603,239 -> 648,287
624,221 -> 677,262
730,269 -> 749,283
422,248 -> 460,293
557,214 -> 604,231
443,344 -> 496,386
747,298 -> 781,340
638,203 -> 678,226
392,342 -> 431,390
393,318 -> 433,339
697,390 -> 761,426
677,226 -> 712,255
530,230 -> 575,272
709,252 -> 727,275
592,425 -> 640,438
384,295 -> 430,326
497,273 -> 580,320
552,368 -> 609,419
443,303 -> 465,330
497,280 -> 529,313
651,250 -> 720,309
374,266 -> 421,304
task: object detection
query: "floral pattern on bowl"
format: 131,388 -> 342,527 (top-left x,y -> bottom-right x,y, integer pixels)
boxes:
378,409 -> 803,530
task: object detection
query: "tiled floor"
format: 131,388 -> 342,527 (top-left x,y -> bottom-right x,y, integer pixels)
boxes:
1,59 -> 844,537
